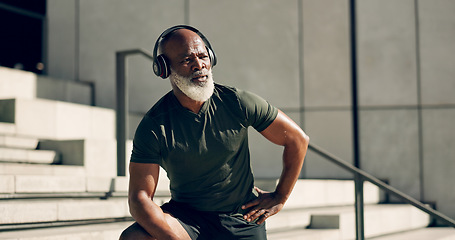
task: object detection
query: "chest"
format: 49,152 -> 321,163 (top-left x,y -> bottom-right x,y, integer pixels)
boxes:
163,112 -> 247,158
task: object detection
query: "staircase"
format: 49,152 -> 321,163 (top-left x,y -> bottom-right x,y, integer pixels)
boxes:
0,66 -> 454,239
0,66 -> 169,239
261,179 -> 453,240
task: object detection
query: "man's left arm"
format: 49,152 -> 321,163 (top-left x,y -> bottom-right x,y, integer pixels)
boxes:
242,110 -> 309,224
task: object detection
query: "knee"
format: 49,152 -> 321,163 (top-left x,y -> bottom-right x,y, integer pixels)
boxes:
119,222 -> 151,240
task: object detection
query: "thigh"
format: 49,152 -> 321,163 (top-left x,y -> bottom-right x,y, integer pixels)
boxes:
219,214 -> 267,240
164,212 -> 192,240
161,201 -> 204,240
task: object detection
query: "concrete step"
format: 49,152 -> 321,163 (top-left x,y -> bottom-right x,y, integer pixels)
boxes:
287,180 -> 382,209
0,123 -> 15,135
0,163 -> 169,195
268,228 -> 341,240
268,227 -> 455,240
266,206 -> 311,232
5,175 -> 86,194
0,67 -> 36,101
0,198 -> 130,225
0,220 -> 133,240
2,137 -> 126,178
0,162 -> 85,176
0,222 -> 334,240
0,98 -> 115,140
368,227 -> 455,240
0,66 -> 93,106
309,204 -> 430,239
266,204 -> 430,239
0,196 -> 171,228
0,175 -> 134,195
37,139 -> 119,177
0,135 -> 38,149
0,147 -> 59,164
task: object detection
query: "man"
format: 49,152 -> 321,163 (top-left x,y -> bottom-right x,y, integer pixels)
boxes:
120,25 -> 309,240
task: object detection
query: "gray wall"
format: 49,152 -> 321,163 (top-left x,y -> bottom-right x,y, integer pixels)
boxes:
357,0 -> 421,200
46,0 -> 455,219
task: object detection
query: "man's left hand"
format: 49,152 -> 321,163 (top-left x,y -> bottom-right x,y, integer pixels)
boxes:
241,187 -> 286,225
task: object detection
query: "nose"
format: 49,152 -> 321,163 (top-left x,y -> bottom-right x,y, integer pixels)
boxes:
192,58 -> 206,71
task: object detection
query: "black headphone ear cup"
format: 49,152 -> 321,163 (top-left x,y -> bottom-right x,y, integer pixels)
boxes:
206,47 -> 217,67
153,55 -> 170,79
152,59 -> 161,77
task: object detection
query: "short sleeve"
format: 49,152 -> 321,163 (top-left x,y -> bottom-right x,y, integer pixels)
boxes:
130,115 -> 162,164
237,90 -> 278,132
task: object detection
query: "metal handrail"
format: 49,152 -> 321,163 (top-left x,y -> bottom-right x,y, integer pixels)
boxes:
308,143 -> 455,240
116,49 -> 154,176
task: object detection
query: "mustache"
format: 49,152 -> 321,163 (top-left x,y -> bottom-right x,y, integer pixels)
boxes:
191,69 -> 210,78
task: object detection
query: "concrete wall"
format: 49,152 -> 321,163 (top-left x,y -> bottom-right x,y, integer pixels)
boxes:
46,0 -> 455,219
301,0 -> 353,180
418,0 -> 455,218
47,0 -> 185,113
356,0 -> 421,200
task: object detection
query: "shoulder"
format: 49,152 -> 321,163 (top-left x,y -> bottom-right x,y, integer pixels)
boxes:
213,83 -> 239,97
215,83 -> 268,107
144,91 -> 178,119
135,91 -> 177,132
212,83 -> 253,104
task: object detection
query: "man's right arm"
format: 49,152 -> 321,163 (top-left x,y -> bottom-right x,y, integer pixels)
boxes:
128,162 -> 181,239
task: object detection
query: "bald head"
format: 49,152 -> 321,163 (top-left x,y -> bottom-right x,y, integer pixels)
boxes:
156,28 -> 212,79
159,29 -> 206,58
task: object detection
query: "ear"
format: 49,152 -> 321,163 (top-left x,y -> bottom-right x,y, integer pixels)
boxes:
153,54 -> 171,79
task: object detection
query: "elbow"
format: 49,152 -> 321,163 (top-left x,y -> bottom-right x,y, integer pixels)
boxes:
127,193 -> 141,216
128,190 -> 151,215
283,130 -> 309,156
296,129 -> 309,149
303,132 -> 310,147
283,127 -> 309,150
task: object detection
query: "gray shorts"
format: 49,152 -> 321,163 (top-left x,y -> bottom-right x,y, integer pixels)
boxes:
161,200 -> 267,240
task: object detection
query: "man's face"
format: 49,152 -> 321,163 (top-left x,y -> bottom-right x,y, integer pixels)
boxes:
164,30 -> 212,80
164,30 -> 214,102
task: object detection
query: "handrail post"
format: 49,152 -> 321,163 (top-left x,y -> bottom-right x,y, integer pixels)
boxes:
349,0 -> 363,238
115,49 -> 154,177
116,51 -> 127,177
355,173 -> 365,240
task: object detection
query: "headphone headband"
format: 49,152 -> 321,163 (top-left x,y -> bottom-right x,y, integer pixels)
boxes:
152,25 -> 217,79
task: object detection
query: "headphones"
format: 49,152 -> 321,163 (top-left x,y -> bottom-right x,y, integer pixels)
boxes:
152,25 -> 217,79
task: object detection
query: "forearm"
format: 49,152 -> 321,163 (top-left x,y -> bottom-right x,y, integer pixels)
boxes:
274,134 -> 309,202
129,193 -> 178,239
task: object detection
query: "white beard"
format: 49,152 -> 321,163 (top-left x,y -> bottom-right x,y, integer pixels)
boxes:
170,68 -> 214,102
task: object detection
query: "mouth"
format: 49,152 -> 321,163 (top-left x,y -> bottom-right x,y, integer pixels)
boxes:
191,75 -> 208,83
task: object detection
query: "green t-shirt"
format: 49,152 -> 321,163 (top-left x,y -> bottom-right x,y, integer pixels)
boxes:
130,83 -> 278,212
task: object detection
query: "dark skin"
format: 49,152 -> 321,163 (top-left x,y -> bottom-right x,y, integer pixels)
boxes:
120,29 -> 309,239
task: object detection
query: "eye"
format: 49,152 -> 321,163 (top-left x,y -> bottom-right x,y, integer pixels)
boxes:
180,58 -> 191,64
